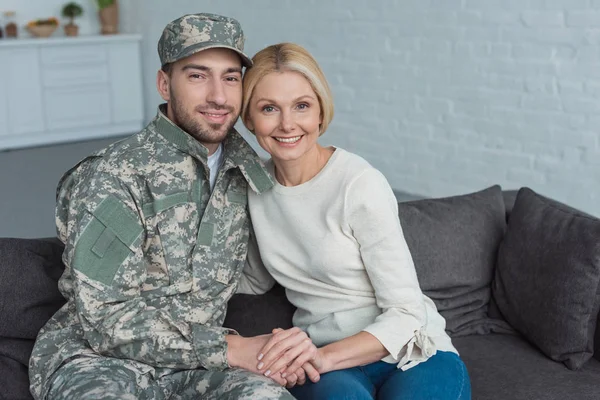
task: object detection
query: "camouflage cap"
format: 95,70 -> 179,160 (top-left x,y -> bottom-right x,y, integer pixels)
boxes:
158,13 -> 252,68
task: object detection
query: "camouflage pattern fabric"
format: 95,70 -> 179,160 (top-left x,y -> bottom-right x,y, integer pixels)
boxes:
29,105 -> 276,399
47,356 -> 293,400
158,13 -> 252,67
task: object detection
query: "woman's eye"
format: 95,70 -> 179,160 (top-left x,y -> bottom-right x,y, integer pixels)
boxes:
262,106 -> 275,113
297,103 -> 309,110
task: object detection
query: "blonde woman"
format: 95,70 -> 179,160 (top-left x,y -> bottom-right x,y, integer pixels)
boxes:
241,43 -> 471,399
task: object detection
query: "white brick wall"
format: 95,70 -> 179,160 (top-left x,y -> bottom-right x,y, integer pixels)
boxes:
133,0 -> 600,216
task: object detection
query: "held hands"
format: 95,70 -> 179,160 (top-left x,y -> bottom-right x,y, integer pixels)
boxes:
256,328 -> 325,387
226,331 -> 316,388
226,335 -> 289,386
226,334 -> 290,386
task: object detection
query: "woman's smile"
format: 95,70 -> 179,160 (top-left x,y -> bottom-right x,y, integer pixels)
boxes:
274,135 -> 303,145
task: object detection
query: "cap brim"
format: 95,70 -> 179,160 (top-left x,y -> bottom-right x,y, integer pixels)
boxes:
170,43 -> 252,68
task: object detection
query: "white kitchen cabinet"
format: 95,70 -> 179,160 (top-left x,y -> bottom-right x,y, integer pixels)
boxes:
0,34 -> 143,151
7,48 -> 45,136
0,50 -> 9,138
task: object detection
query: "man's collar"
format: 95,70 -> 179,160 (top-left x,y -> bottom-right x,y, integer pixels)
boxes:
155,104 -> 209,160
221,129 -> 274,194
153,104 -> 273,194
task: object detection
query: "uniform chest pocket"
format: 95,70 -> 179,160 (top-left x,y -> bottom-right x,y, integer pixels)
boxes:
193,261 -> 237,300
191,189 -> 248,300
195,189 -> 248,248
149,198 -> 199,287
224,189 -> 249,238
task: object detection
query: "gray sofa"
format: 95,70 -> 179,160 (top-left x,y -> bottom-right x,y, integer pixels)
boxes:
1,185 -> 599,399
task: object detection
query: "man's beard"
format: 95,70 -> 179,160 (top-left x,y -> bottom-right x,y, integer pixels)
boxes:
169,88 -> 238,144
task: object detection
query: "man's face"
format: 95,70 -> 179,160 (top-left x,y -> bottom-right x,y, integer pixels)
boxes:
158,48 -> 243,150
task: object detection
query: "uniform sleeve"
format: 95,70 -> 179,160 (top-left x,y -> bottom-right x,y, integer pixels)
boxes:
59,167 -> 231,370
345,169 -> 433,364
237,223 -> 276,295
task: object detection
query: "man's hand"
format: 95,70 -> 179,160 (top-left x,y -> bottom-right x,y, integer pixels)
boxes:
256,327 -> 324,383
225,334 -> 302,387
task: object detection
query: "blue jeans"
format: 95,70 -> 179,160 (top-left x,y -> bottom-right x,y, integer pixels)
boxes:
289,351 -> 471,400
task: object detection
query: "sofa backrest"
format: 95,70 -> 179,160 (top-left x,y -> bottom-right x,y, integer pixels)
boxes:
0,186 -> 598,368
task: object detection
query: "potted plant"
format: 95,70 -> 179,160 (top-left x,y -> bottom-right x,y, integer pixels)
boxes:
62,2 -> 83,36
96,0 -> 119,35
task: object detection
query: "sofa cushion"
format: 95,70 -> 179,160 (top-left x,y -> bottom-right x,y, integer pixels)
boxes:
398,185 -> 512,336
596,318 -> 600,362
454,333 -> 600,400
0,237 -> 65,400
492,187 -> 600,370
0,238 -> 66,340
224,283 -> 295,337
0,338 -> 34,400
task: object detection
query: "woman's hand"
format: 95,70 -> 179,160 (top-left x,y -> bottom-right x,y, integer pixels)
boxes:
256,327 -> 325,383
226,332 -> 307,388
227,334 -> 288,386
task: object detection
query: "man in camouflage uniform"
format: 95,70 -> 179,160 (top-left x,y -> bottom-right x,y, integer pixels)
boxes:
29,13 -> 295,400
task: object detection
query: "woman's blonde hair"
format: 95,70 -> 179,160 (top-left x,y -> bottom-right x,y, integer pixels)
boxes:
242,43 -> 334,135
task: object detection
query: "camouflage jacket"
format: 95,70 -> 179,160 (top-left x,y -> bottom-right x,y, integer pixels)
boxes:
29,105 -> 273,399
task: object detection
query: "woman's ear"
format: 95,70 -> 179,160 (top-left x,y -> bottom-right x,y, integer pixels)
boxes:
245,113 -> 255,132
318,112 -> 324,133
156,70 -> 170,102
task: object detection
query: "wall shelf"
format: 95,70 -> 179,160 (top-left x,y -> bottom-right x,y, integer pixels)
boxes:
0,34 -> 144,151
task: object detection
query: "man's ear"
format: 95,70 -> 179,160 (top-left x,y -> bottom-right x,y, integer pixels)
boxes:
156,69 -> 170,101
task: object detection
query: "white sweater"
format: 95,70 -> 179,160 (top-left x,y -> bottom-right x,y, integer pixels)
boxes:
242,148 -> 457,369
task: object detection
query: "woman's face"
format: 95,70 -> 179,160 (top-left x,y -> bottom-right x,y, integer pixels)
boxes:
246,71 -> 322,163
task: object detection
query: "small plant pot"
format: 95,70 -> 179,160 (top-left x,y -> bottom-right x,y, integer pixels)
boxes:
99,2 -> 119,34
64,23 -> 79,36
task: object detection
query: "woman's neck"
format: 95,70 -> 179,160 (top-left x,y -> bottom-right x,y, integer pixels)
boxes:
273,145 -> 334,187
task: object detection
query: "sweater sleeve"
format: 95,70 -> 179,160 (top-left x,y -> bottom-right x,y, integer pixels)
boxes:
237,223 -> 276,295
345,168 -> 435,366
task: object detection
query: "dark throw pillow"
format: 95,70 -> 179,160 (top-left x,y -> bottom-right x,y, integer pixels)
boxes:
492,187 -> 600,370
398,185 -> 513,336
502,189 -> 518,221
